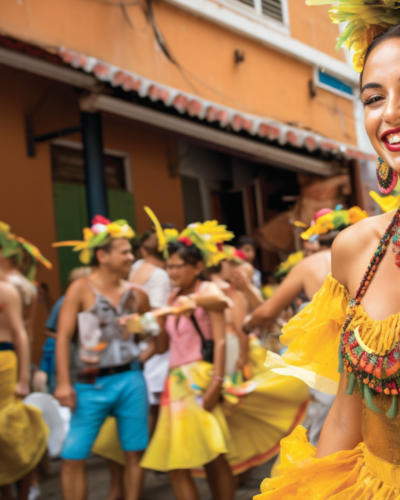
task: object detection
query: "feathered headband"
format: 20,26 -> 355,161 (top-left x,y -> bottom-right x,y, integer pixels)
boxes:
307,0 -> 400,72
221,245 -> 248,264
295,205 -> 367,240
53,215 -> 135,264
0,222 -> 52,281
143,206 -> 234,267
274,250 -> 305,278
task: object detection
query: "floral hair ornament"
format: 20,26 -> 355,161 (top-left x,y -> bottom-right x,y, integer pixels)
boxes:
52,215 -> 135,265
306,0 -> 400,72
296,205 -> 367,241
0,222 -> 53,281
274,250 -> 304,278
221,245 -> 248,265
143,207 -> 234,266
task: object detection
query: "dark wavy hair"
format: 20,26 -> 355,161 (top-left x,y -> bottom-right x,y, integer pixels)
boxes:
167,241 -> 203,266
360,25 -> 400,92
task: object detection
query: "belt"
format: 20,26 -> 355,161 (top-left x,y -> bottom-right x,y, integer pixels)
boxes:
77,361 -> 142,384
0,342 -> 14,351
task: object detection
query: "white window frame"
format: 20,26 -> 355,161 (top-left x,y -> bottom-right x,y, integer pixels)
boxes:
215,0 -> 290,34
51,138 -> 134,193
313,66 -> 355,101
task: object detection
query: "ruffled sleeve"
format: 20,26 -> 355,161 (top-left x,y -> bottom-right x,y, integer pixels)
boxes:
265,274 -> 349,395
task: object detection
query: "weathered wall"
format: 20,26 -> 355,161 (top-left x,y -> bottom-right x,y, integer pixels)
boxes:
0,0 -> 356,145
0,65 -> 184,362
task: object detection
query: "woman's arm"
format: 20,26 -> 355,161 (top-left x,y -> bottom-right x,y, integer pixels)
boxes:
155,315 -> 169,354
202,310 -> 226,411
228,289 -> 249,370
25,294 -> 38,344
315,372 -> 363,457
231,269 -> 264,311
192,282 -> 232,312
243,263 -> 304,332
6,285 -> 30,397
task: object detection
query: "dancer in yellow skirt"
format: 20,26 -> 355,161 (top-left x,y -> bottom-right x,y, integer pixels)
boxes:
134,209 -> 306,500
140,213 -> 237,500
205,247 -> 309,475
0,273 -> 48,500
253,6 -> 400,493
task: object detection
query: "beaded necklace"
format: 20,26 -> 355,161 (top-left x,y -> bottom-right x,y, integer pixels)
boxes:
339,207 -> 400,419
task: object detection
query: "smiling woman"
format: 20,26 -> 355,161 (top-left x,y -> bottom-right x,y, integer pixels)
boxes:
253,2 -> 400,500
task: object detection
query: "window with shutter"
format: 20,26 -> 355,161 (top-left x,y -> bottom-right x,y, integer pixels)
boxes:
261,0 -> 283,22
232,0 -> 284,23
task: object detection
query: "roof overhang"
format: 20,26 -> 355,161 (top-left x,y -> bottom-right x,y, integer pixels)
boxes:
0,37 -> 376,174
81,93 -> 341,176
58,47 -> 376,165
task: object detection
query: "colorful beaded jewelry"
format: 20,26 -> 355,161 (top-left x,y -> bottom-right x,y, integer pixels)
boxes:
376,157 -> 398,194
339,208 -> 400,418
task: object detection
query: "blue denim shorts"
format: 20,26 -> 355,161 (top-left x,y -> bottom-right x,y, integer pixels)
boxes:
61,369 -> 148,460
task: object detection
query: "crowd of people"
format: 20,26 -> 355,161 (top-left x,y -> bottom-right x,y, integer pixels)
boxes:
5,192 -> 362,500
0,206 -> 309,500
5,1 -> 400,499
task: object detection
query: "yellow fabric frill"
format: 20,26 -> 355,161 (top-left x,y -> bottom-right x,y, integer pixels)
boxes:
254,426 -> 400,499
0,351 -> 49,485
94,338 -> 309,474
141,360 -> 235,471
277,274 -> 349,391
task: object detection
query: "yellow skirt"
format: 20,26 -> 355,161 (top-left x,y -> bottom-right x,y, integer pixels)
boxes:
141,338 -> 308,473
94,339 -> 309,473
0,351 -> 49,485
255,426 -> 400,499
141,360 -> 236,471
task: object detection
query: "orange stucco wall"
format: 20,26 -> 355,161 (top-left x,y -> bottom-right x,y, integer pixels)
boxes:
0,64 -> 184,362
0,0 -> 357,145
289,0 -> 346,61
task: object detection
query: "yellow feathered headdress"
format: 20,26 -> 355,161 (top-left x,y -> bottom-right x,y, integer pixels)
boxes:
307,0 -> 400,72
0,222 -> 52,281
53,215 -> 135,264
143,206 -> 234,267
295,205 -> 367,240
274,250 -> 305,278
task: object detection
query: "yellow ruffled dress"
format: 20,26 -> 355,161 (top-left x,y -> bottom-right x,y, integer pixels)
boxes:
0,350 -> 49,485
93,336 -> 309,473
140,348 -> 308,474
257,274 -> 400,499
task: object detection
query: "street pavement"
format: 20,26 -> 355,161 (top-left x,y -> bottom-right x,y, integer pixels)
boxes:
39,455 -> 273,499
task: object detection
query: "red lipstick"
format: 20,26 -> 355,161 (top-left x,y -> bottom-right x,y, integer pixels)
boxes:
381,127 -> 400,152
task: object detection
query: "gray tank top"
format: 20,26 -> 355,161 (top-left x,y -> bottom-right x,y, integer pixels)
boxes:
71,280 -> 140,378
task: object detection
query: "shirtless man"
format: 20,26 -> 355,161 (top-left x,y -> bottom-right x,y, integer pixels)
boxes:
54,218 -> 154,500
0,274 -> 48,500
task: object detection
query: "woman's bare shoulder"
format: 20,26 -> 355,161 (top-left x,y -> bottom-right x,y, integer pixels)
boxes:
0,281 -> 19,300
332,212 -> 391,286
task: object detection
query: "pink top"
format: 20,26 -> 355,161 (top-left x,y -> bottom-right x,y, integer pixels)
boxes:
166,287 -> 213,369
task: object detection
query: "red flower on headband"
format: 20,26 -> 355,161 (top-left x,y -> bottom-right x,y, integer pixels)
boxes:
178,236 -> 193,247
92,215 -> 111,226
235,249 -> 247,261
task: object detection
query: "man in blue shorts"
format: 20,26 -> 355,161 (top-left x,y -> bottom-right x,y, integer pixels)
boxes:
54,217 -> 156,500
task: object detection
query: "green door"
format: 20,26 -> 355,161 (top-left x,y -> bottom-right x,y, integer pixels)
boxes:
53,182 -> 136,291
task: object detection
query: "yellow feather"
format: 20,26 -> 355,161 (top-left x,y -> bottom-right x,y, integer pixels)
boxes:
143,206 -> 167,253
52,241 -> 84,248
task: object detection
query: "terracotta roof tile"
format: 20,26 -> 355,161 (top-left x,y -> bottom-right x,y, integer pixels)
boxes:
56,47 -> 376,162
